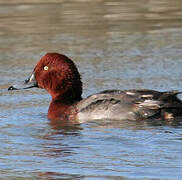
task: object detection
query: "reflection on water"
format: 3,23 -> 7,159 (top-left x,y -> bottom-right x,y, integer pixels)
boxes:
1,0 -> 182,179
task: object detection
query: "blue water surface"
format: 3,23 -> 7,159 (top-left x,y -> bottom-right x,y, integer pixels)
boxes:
1,0 -> 182,179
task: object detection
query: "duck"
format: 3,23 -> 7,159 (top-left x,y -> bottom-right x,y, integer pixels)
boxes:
8,53 -> 182,124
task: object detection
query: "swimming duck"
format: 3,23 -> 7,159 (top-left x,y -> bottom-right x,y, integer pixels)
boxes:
8,53 -> 182,123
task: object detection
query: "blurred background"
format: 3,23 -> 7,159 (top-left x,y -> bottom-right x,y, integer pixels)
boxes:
1,0 -> 182,179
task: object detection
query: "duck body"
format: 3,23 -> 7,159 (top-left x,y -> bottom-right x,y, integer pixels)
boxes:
76,89 -> 182,122
8,53 -> 182,124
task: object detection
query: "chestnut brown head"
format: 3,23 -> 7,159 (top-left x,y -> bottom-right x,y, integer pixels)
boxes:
9,53 -> 82,102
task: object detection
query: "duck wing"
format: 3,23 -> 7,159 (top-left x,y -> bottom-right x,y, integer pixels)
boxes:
126,89 -> 182,119
76,89 -> 182,121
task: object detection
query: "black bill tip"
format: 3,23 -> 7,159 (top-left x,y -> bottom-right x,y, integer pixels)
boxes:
8,86 -> 18,91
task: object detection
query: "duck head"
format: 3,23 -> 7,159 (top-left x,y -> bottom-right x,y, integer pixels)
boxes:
9,53 -> 82,103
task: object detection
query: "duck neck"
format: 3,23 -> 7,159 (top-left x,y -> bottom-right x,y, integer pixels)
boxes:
48,91 -> 82,120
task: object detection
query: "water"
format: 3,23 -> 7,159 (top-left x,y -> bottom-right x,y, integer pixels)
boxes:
1,0 -> 182,179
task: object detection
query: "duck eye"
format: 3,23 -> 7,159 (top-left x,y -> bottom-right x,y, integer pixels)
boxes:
44,66 -> 49,71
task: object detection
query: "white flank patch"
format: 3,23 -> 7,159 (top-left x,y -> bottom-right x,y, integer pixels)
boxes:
139,100 -> 160,109
126,92 -> 136,95
141,94 -> 153,98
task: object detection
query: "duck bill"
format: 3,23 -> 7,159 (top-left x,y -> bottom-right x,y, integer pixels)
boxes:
8,73 -> 38,91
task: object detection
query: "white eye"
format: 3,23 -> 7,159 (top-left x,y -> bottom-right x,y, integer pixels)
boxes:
44,66 -> 48,71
